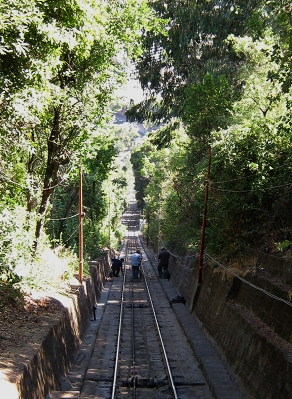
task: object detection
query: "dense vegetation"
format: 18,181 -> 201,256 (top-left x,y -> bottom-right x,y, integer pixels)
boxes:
0,0 -> 291,303
129,0 -> 292,263
0,0 -> 157,296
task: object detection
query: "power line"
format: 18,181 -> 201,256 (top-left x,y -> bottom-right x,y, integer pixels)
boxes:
0,165 -> 74,191
207,192 -> 291,261
205,252 -> 292,308
159,238 -> 197,259
210,182 -> 292,194
210,172 -> 258,185
64,222 -> 82,244
0,168 -> 26,188
48,213 -> 79,221
210,161 -> 292,186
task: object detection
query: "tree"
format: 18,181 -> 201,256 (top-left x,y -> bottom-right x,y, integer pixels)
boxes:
0,0 -> 160,288
130,0 -> 291,259
127,0 -> 265,130
0,0 -> 157,250
209,32 -> 292,252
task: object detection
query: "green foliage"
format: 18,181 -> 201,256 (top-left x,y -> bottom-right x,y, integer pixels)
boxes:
46,131 -> 132,258
131,145 -> 152,207
0,203 -> 79,292
0,205 -> 36,283
0,0 -> 157,291
131,0 -> 265,127
130,1 -> 292,262
21,245 -> 79,292
276,240 -> 291,253
0,0 -> 291,294
184,74 -> 235,142
131,125 -> 206,254
205,31 -> 291,255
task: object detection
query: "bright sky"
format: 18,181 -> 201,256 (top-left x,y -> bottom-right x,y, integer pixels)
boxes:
117,75 -> 145,104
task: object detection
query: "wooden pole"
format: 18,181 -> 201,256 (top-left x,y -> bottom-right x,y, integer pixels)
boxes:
79,166 -> 83,283
146,209 -> 150,246
157,200 -> 161,253
197,147 -> 212,284
108,194 -> 111,250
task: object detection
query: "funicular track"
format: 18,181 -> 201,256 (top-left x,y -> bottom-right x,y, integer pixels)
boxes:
51,200 -> 228,399
75,201 -> 215,399
49,196 -> 245,399
111,204 -> 179,399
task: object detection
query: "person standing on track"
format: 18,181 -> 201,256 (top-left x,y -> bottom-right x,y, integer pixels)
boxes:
131,249 -> 142,279
111,258 -> 124,277
158,247 -> 170,278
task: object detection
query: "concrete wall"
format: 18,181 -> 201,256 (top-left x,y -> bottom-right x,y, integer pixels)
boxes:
168,255 -> 292,399
10,246 -> 291,399
17,251 -> 111,399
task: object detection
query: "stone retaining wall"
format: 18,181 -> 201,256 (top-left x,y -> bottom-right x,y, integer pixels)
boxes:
168,255 -> 292,399
17,251 -> 111,399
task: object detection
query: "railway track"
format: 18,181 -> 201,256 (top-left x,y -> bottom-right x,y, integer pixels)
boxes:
49,195 -> 245,399
112,208 -> 178,399
77,201 -> 214,399
49,196 -> 246,399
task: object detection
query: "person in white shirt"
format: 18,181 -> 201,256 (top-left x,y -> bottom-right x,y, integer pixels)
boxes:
131,250 -> 142,279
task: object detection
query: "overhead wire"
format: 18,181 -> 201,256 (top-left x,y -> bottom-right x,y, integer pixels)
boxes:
0,165 -> 79,226
159,238 -> 197,259
156,198 -> 291,309
210,172 -> 258,185
64,221 -> 82,244
48,213 -> 79,221
210,159 -> 292,186
0,168 -> 27,188
208,185 -> 291,260
205,252 -> 292,308
0,164 -> 74,191
154,168 -> 291,261
210,182 -> 292,194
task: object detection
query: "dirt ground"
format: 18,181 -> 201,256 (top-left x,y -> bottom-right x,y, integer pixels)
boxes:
0,292 -> 65,384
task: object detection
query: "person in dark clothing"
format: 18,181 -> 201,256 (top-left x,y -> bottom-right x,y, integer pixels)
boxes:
158,247 -> 170,277
111,258 -> 124,277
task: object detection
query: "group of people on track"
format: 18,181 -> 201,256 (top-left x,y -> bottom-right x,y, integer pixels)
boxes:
110,247 -> 170,280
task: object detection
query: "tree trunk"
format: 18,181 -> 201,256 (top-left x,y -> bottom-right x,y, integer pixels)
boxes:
34,107 -> 62,250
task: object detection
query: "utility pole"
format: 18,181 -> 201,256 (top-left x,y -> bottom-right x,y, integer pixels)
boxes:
108,194 -> 111,249
197,147 -> 212,284
157,199 -> 161,253
146,209 -> 150,246
79,166 -> 83,283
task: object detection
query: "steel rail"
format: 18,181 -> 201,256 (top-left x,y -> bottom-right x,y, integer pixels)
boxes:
140,239 -> 179,399
111,242 -> 128,399
124,211 -> 142,399
112,204 -> 178,398
111,207 -> 139,399
131,276 -> 137,399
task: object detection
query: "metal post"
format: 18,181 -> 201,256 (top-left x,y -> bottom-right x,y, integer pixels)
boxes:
79,166 -> 83,283
108,194 -> 111,249
157,201 -> 161,253
146,209 -> 150,246
197,147 -> 212,284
